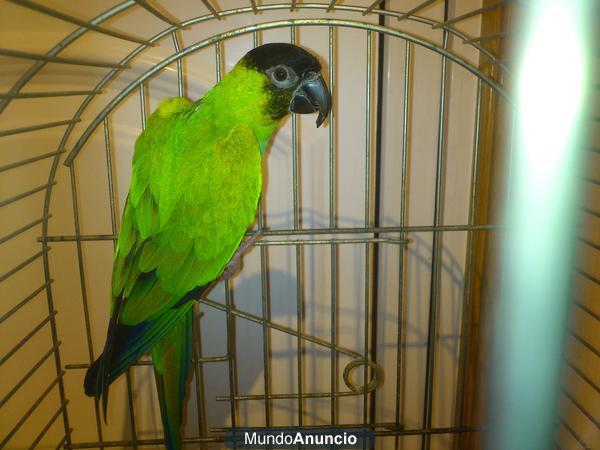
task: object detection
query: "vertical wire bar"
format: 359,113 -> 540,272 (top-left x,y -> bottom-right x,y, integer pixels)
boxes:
394,40 -> 412,450
422,12 -> 450,450
225,276 -> 239,436
258,201 -> 272,428
103,118 -> 138,449
369,3 -> 387,425
190,43 -> 225,447
192,309 -> 208,446
171,31 -> 184,97
290,25 -> 304,426
363,29 -> 373,426
38,108 -> 71,450
200,0 -> 221,19
146,67 -> 203,443
328,25 -> 338,427
453,79 -> 482,450
190,328 -> 204,438
55,431 -> 70,450
253,29 -> 260,49
250,0 -> 258,14
69,164 -> 105,448
139,84 -> 147,129
215,39 -> 239,434
253,29 -> 272,428
40,248 -> 71,449
215,41 -> 222,82
173,31 -> 204,441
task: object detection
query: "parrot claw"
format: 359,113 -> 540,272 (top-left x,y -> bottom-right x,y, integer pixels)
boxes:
219,232 -> 262,283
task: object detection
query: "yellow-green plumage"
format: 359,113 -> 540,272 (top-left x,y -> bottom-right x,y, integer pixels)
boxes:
115,65 -> 274,324
116,119 -> 263,323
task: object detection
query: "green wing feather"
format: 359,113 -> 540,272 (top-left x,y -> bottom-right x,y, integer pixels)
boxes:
114,100 -> 262,325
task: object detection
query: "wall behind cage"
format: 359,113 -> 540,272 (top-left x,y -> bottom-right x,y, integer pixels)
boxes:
1,1 -> 492,449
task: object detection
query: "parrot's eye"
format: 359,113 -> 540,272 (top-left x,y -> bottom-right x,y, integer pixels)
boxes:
273,67 -> 288,82
266,65 -> 298,89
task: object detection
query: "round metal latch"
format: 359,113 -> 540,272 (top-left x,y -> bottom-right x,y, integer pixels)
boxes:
343,358 -> 384,394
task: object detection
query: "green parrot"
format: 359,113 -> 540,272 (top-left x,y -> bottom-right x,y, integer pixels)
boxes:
84,43 -> 331,449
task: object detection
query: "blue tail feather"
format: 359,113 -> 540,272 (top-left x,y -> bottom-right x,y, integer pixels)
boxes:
84,283 -> 208,422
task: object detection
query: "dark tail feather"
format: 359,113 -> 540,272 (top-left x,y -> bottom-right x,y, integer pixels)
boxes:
84,283 -> 207,428
84,300 -> 196,419
84,296 -> 127,422
151,307 -> 194,450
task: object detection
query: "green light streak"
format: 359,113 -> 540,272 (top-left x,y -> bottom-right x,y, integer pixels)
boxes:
490,1 -> 593,449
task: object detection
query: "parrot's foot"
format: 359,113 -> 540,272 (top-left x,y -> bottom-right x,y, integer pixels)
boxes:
219,232 -> 262,282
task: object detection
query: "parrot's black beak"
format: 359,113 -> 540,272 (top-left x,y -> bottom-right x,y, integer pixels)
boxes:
289,71 -> 331,127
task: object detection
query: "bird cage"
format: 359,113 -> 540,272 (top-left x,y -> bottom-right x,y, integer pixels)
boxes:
1,1 -> 597,449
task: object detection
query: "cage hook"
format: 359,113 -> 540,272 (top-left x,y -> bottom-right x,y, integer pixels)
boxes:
342,358 -> 384,394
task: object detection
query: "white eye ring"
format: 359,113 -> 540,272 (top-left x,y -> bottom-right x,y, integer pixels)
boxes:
266,65 -> 298,89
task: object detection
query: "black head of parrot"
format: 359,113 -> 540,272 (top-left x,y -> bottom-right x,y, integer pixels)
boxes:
243,43 -> 331,127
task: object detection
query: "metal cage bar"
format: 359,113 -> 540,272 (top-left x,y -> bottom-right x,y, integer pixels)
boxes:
394,40 -> 412,450
62,18 -> 511,167
67,164 -> 105,445
0,182 -> 55,208
0,119 -> 81,138
0,2 -> 513,119
289,24 -> 305,427
0,215 -> 51,245
28,401 -> 70,450
328,23 -> 338,428
201,0 -> 221,20
0,90 -> 102,100
0,48 -> 126,69
0,373 -> 65,448
102,117 -> 139,448
397,0 -> 438,22
132,0 -> 183,28
421,12 -> 450,450
0,151 -> 64,173
0,312 -> 56,368
454,78 -> 484,448
432,0 -> 511,29
0,281 -> 53,325
0,343 -> 61,410
363,28 -> 374,424
6,0 -> 152,45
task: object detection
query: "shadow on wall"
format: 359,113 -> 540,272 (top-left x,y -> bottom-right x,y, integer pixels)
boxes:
216,242 -> 464,427
110,206 -> 467,437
